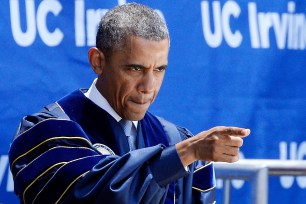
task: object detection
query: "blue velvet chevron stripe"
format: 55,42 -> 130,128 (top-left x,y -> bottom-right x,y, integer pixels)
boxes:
32,155 -> 104,204
10,119 -> 94,176
192,162 -> 216,192
9,118 -> 105,204
14,147 -> 98,195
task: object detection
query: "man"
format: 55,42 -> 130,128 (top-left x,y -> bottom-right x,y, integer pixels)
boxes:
9,3 -> 250,204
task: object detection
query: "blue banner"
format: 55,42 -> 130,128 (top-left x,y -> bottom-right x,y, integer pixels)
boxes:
1,0 -> 305,203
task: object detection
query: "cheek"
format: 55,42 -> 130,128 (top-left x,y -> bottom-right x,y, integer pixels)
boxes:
111,72 -> 133,99
152,76 -> 165,97
155,75 -> 165,90
118,81 -> 135,101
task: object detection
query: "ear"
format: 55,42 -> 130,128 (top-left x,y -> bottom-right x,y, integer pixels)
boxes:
88,47 -> 105,75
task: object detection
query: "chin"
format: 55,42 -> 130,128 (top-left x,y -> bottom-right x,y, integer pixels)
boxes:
125,111 -> 146,121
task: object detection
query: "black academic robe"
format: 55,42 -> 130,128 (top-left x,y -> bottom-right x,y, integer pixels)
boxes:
9,89 -> 216,204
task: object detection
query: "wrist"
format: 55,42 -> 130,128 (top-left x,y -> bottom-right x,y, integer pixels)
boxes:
175,138 -> 197,166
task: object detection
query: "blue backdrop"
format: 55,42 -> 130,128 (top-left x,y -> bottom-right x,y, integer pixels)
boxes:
1,0 -> 305,203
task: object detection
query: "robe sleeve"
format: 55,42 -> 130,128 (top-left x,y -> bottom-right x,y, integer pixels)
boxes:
9,114 -> 188,204
177,126 -> 216,203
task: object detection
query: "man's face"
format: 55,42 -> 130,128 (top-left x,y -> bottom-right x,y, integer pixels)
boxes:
97,36 -> 169,121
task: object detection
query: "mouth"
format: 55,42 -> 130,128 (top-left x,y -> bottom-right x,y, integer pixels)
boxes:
131,100 -> 151,107
128,98 -> 152,108
123,97 -> 154,120
133,99 -> 151,105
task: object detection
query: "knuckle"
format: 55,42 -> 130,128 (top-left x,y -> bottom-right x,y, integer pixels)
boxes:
234,148 -> 240,155
239,139 -> 244,147
232,137 -> 243,146
227,127 -> 238,135
234,155 -> 239,162
212,126 -> 224,132
229,156 -> 239,163
230,128 -> 237,135
209,134 -> 220,144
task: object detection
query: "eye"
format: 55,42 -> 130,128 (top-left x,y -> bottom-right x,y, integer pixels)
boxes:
155,66 -> 167,72
130,66 -> 142,71
125,64 -> 144,71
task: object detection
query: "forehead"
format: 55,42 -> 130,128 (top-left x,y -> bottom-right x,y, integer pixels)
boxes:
126,36 -> 169,49
121,36 -> 169,62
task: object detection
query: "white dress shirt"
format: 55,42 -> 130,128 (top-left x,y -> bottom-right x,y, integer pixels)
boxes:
84,78 -> 138,133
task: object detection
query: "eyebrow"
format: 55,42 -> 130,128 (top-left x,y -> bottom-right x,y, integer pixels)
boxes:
125,64 -> 168,69
125,64 -> 146,69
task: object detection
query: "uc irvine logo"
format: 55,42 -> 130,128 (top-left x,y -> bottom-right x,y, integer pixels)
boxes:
10,0 -> 64,47
9,0 -> 165,48
201,0 -> 306,50
10,0 -> 126,47
8,0 -> 306,50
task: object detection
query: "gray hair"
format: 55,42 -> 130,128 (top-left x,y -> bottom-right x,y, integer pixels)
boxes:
96,3 -> 169,54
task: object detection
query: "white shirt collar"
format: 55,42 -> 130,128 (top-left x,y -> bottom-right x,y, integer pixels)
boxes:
84,78 -> 138,128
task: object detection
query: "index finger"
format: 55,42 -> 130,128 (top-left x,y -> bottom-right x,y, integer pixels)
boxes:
210,126 -> 251,137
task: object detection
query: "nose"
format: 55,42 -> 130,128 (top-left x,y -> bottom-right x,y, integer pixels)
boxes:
139,71 -> 155,94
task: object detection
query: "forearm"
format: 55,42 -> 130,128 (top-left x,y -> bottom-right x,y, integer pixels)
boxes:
176,137 -> 198,166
